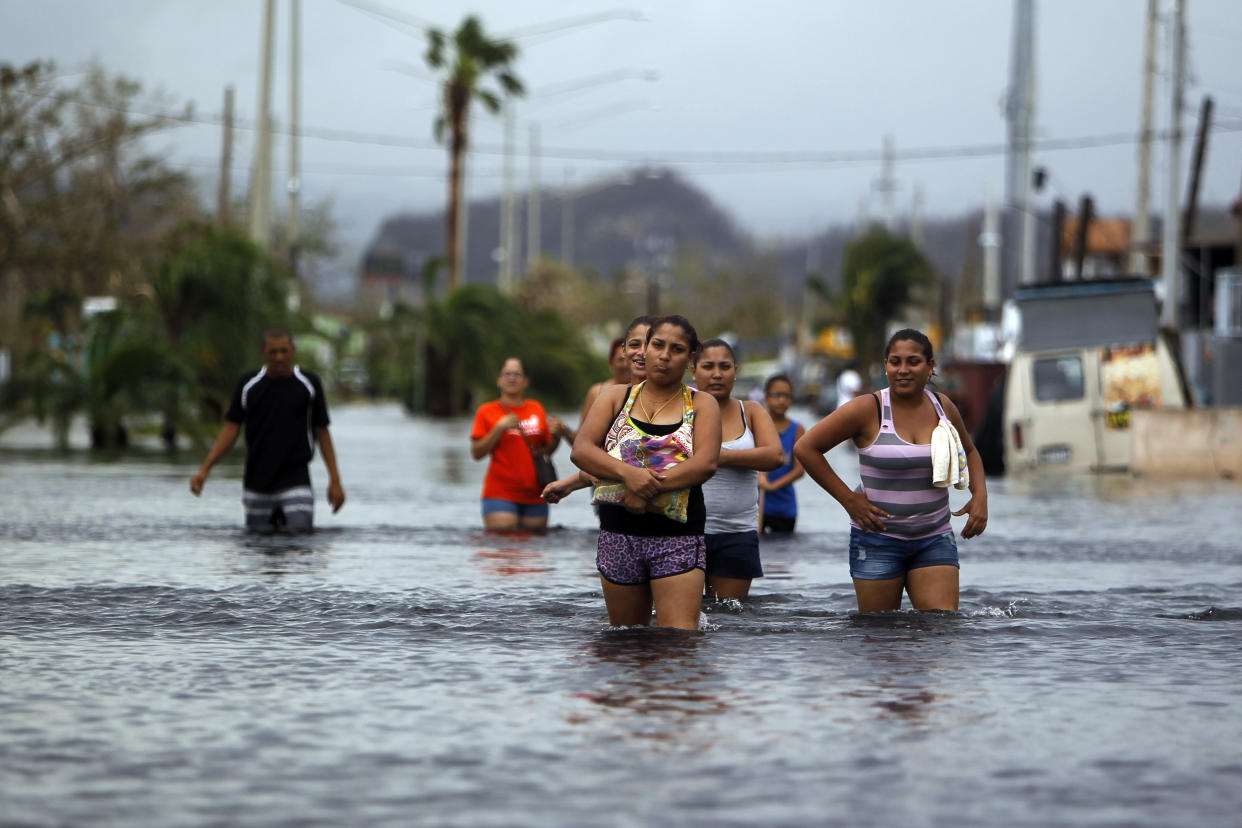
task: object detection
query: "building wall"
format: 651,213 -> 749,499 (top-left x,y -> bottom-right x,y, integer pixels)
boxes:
1130,408 -> 1242,479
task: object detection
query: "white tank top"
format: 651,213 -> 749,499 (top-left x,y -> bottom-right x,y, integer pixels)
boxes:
703,400 -> 759,534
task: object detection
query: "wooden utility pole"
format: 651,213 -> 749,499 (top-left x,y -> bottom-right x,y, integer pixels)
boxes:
1131,0 -> 1158,273
1074,195 -> 1094,281
1182,96 -> 1213,243
217,85 -> 234,226
527,123 -> 541,269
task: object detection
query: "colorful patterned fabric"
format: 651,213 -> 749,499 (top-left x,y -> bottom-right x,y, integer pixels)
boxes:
591,382 -> 696,523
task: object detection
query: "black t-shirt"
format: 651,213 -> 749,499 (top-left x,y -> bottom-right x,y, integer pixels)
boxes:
225,366 -> 330,493
597,413 -> 706,538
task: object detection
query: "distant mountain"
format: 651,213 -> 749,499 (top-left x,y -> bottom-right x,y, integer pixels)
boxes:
364,167 -> 748,289
361,168 -> 1238,315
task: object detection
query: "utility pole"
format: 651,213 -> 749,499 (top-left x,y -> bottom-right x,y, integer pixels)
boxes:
561,167 -> 574,266
911,181 -> 925,247
1182,96 -> 1213,243
288,0 -> 302,297
499,102 -> 516,291
217,85 -> 234,227
981,184 -> 1001,318
247,0 -> 275,248
1003,0 -> 1037,296
1131,0 -> 1159,274
526,123 -> 541,270
1161,0 -> 1186,330
873,134 -> 897,229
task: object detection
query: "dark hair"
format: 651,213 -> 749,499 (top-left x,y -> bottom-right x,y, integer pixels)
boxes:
765,373 -> 794,394
693,337 -> 735,367
262,326 -> 293,345
499,356 -> 526,375
608,337 -> 625,358
647,314 -> 700,354
625,315 -> 656,337
884,328 -> 934,361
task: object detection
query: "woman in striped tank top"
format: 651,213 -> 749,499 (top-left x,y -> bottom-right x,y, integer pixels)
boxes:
794,330 -> 988,613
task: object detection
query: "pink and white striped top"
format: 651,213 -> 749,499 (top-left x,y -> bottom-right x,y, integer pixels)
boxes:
852,387 -> 952,539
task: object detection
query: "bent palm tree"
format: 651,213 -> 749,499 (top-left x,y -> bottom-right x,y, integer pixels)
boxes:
425,16 -> 523,292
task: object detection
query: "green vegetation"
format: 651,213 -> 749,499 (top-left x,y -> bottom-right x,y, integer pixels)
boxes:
0,62 -> 296,449
365,260 -> 603,417
810,224 -> 936,374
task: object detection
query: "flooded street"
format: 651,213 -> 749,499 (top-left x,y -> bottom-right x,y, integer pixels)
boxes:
3,403 -> 1241,826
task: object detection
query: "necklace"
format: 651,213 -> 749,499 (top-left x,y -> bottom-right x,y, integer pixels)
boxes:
639,384 -> 682,421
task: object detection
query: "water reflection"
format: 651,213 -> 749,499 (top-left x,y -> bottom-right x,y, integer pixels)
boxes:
234,530 -> 332,577
471,530 -> 551,576
565,629 -> 739,749
840,611 -> 983,731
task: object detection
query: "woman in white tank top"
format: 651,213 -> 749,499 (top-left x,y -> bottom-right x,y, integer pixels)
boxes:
693,339 -> 784,599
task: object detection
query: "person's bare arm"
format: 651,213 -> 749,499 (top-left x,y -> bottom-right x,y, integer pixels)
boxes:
794,395 -> 891,532
190,420 -> 242,495
761,423 -> 805,491
314,426 -> 345,513
471,412 -> 519,460
570,385 -> 663,499
719,401 -> 783,471
652,391 -> 721,491
938,393 -> 988,538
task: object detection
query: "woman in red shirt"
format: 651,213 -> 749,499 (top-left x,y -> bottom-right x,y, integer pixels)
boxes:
470,357 -> 568,530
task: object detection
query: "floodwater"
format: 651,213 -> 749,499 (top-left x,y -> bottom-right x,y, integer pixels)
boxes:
2,403 -> 1240,827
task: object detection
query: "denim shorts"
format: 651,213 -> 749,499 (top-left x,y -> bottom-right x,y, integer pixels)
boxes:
848,528 -> 959,581
706,531 -> 764,580
481,498 -> 549,519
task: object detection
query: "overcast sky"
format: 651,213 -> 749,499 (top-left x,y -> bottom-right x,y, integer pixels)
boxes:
4,0 -> 1241,260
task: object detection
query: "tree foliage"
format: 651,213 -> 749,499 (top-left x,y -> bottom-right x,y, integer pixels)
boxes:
811,225 -> 936,374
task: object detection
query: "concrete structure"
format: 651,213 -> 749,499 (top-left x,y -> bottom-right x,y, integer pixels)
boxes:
1131,408 -> 1242,479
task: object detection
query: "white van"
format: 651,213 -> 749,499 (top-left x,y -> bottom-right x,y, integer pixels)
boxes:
1003,278 -> 1188,473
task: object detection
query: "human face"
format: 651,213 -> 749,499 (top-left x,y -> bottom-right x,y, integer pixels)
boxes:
885,338 -> 934,397
765,380 -> 793,417
609,344 -> 630,383
262,336 -> 295,378
692,345 -> 736,402
625,324 -> 650,381
644,323 -> 693,387
497,358 -> 528,397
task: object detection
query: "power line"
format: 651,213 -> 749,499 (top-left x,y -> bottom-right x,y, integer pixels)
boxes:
23,87 -> 1242,170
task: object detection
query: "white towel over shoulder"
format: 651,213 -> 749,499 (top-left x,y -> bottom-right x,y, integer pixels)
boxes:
931,418 -> 970,490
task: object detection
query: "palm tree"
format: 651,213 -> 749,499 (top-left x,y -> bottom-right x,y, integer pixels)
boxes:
425,16 -> 523,291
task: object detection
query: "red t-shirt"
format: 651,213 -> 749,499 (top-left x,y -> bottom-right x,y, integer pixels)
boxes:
470,399 -> 552,504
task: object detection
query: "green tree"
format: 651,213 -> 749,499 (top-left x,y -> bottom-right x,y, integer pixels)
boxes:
425,16 -> 523,291
0,60 -> 199,445
812,225 -> 936,375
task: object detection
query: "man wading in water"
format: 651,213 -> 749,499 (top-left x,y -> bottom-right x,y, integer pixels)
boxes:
190,327 -> 346,532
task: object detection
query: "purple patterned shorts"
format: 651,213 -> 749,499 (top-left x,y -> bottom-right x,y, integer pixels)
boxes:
596,530 -> 706,586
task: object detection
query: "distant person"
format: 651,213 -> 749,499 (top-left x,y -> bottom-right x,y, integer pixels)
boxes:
190,327 -> 345,532
835,362 -> 864,409
570,315 -> 721,630
565,336 -> 632,444
470,357 -> 569,530
692,339 -> 783,600
758,374 -> 805,534
795,329 -> 988,613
